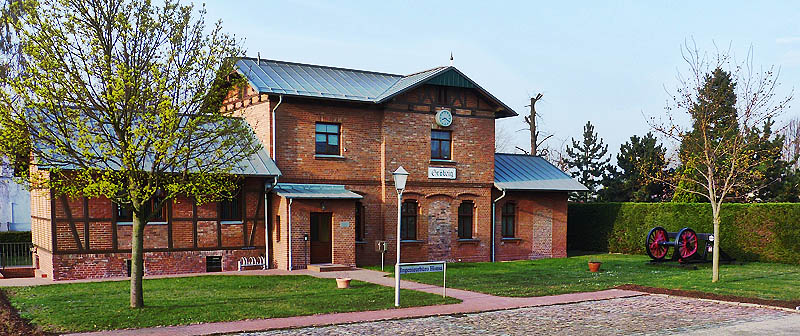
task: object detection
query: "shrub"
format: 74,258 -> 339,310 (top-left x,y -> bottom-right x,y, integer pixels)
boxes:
0,231 -> 32,243
568,203 -> 800,264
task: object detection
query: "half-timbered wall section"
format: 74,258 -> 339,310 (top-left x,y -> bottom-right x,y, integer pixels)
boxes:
32,177 -> 271,280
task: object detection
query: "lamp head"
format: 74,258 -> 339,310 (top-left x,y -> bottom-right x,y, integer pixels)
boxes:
391,166 -> 409,192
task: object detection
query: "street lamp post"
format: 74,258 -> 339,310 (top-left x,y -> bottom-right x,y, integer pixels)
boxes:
392,166 -> 409,307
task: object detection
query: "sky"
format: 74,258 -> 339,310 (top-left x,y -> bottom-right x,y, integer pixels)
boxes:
199,0 -> 800,160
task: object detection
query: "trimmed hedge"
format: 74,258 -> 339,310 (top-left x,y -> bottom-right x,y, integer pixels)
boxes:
0,231 -> 31,243
567,203 -> 800,264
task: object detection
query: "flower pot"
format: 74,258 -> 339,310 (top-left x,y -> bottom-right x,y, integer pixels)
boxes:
336,278 -> 351,289
588,261 -> 602,272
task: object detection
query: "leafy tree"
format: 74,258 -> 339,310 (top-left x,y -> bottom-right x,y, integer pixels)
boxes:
648,43 -> 791,282
565,121 -> 610,201
600,132 -> 668,202
0,0 -> 256,308
742,118 -> 797,202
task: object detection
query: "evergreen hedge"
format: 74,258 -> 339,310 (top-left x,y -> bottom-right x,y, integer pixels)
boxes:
567,203 -> 800,264
0,231 -> 32,243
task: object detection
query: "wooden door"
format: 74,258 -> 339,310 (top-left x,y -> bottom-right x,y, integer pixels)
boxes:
310,213 -> 332,264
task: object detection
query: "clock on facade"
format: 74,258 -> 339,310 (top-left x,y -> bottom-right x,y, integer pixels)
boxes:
435,109 -> 453,127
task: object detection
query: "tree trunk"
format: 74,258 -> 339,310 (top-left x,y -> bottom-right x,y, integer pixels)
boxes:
711,203 -> 721,283
530,97 -> 537,156
130,211 -> 146,308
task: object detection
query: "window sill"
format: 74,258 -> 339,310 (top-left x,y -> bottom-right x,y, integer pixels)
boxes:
116,221 -> 168,226
429,159 -> 457,166
457,238 -> 480,244
220,220 -> 243,225
501,237 -> 523,244
315,154 -> 345,160
400,239 -> 424,244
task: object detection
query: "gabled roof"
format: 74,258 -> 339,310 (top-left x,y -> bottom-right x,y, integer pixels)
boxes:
234,58 -> 517,118
273,183 -> 363,199
494,153 -> 588,192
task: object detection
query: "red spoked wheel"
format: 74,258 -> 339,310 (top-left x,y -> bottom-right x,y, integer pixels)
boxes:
645,226 -> 669,260
676,228 -> 698,260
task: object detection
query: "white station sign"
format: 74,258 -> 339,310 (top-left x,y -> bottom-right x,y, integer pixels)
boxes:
428,167 -> 456,179
399,263 -> 444,274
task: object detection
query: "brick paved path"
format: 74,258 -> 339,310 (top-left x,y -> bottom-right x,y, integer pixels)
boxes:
240,295 -> 797,336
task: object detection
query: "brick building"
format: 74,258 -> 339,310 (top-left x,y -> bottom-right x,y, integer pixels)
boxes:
30,58 -> 586,280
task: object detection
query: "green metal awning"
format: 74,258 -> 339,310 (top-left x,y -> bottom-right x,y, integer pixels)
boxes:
273,183 -> 363,199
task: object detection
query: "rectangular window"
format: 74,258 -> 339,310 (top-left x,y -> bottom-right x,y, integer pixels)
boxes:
501,202 -> 516,238
431,130 -> 451,160
400,201 -> 417,240
315,123 -> 340,155
116,204 -> 133,222
355,202 -> 365,242
220,195 -> 242,221
116,199 -> 165,222
458,201 -> 474,239
146,196 -> 167,222
206,256 -> 222,272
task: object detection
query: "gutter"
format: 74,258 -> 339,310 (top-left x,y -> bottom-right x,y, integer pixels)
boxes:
271,95 -> 283,160
491,183 -> 506,263
287,198 -> 293,271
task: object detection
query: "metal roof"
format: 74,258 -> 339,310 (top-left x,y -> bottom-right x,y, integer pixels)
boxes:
494,153 -> 588,192
234,58 -> 517,117
34,117 -> 281,177
273,183 -> 363,199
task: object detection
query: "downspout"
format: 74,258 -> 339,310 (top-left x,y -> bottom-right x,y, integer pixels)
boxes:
491,184 -> 506,263
264,177 -> 278,269
287,198 -> 293,271
271,95 -> 283,160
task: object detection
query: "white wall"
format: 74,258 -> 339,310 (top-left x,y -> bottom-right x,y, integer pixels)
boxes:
0,158 -> 30,231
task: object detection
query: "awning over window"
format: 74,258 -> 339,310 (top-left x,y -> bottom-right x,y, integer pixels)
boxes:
273,183 -> 363,199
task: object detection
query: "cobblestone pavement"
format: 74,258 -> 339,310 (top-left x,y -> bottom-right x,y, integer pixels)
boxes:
238,295 -> 797,336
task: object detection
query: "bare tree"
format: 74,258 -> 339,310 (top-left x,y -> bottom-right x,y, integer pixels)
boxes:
783,117 -> 800,169
521,93 -> 552,156
648,41 -> 792,282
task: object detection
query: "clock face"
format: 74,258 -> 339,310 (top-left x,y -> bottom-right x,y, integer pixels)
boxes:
435,109 -> 453,127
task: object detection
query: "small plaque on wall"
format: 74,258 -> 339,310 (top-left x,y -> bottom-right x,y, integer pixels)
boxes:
428,167 -> 456,179
340,221 -> 350,228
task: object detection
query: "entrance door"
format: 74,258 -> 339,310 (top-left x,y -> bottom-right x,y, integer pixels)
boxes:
310,213 -> 332,264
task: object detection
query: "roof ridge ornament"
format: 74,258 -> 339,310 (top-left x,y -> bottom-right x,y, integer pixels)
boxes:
450,52 -> 454,66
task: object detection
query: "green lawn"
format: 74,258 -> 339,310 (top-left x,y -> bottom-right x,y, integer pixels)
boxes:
5,275 -> 459,333
372,254 -> 800,300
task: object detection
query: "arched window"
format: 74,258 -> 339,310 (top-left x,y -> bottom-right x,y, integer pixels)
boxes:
457,201 -> 474,239
400,200 -> 417,240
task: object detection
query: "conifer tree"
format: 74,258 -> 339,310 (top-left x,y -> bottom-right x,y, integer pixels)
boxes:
600,132 -> 668,202
565,121 -> 610,201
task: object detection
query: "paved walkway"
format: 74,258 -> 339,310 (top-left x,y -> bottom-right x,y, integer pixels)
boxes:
239,295 -> 800,336
59,268 -> 643,336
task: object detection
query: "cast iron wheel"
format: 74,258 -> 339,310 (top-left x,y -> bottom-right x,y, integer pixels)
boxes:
676,227 -> 699,260
645,226 -> 669,260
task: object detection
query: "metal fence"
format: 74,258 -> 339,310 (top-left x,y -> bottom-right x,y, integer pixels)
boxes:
0,242 -> 33,268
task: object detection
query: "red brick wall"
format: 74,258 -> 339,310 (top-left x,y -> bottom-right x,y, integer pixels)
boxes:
49,249 -> 265,280
494,191 -> 568,261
